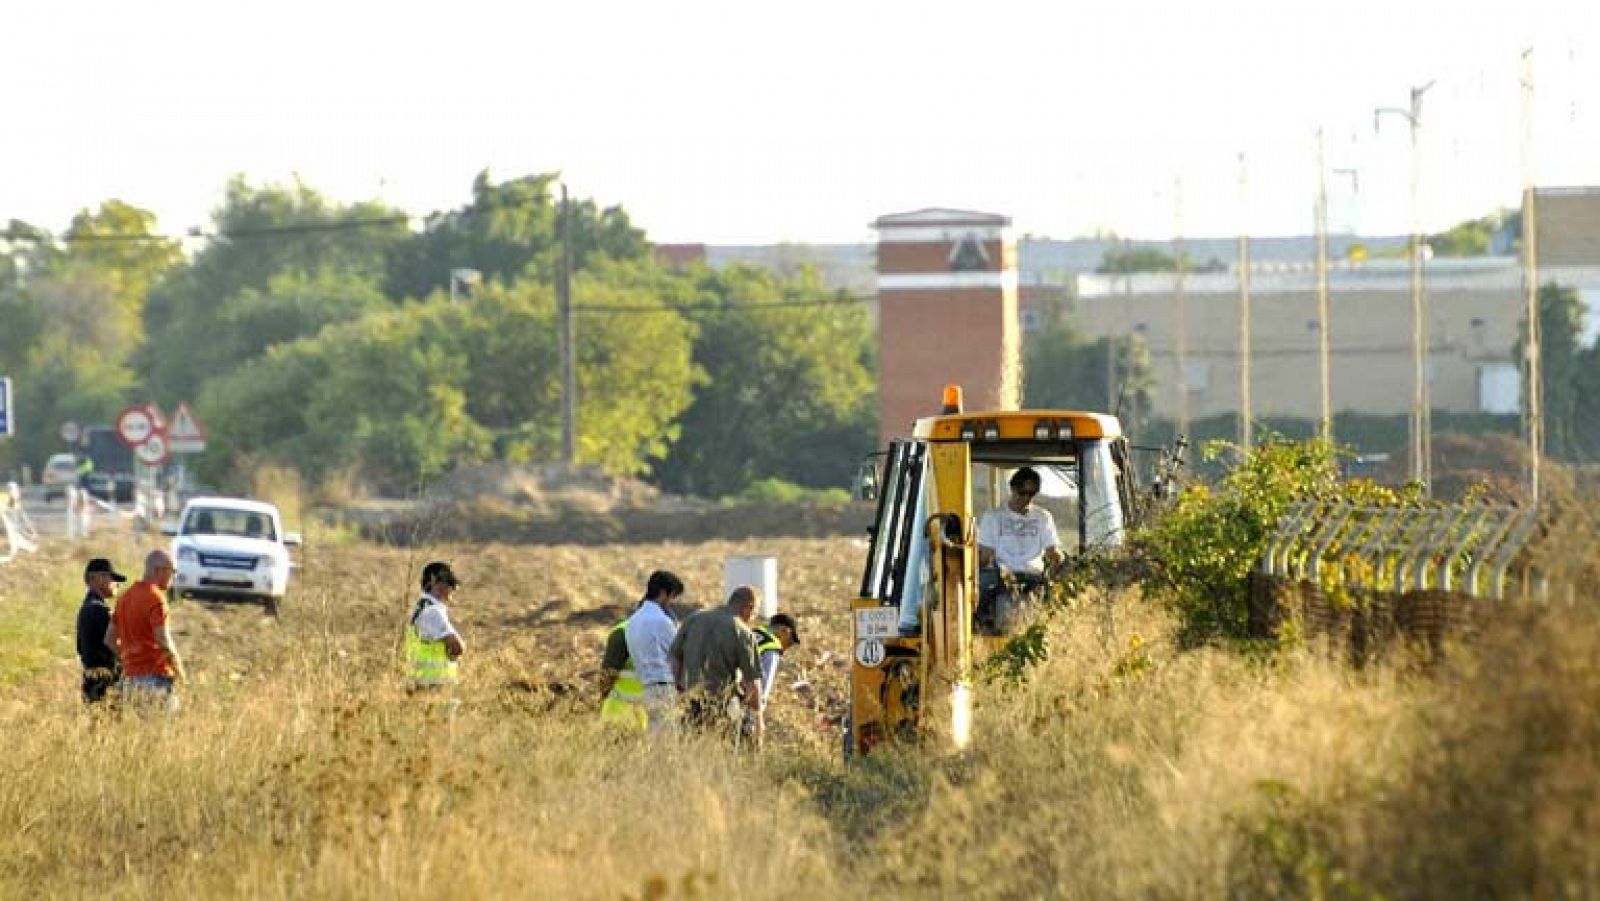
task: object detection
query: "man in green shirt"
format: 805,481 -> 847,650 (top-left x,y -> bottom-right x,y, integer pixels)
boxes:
669,585 -> 763,747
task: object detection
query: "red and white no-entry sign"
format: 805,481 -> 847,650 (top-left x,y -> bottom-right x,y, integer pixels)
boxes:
116,405 -> 156,448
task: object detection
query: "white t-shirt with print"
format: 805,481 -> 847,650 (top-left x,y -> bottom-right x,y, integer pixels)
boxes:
977,504 -> 1061,574
413,595 -> 459,643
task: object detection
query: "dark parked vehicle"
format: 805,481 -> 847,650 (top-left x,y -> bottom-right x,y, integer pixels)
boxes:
79,427 -> 136,503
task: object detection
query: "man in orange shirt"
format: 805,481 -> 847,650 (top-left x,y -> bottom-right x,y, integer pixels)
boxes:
105,549 -> 187,713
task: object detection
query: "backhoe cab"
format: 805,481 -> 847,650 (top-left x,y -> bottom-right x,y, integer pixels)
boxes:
845,385 -> 1144,757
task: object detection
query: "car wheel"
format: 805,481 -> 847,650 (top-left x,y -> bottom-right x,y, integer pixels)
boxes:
263,596 -> 280,617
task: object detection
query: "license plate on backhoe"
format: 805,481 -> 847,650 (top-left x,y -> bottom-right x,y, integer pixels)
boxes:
855,607 -> 898,639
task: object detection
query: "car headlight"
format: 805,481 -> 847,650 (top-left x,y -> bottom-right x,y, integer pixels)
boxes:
176,547 -> 198,563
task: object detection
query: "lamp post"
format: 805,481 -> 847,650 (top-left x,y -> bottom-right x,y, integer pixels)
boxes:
1237,152 -> 1252,450
1375,80 -> 1435,491
1519,48 -> 1542,504
1313,132 -> 1362,445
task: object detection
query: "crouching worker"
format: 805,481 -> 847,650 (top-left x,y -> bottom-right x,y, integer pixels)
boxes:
404,561 -> 463,694
598,616 -> 647,731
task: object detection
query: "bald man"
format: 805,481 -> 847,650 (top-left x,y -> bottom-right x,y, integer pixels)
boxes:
106,550 -> 186,712
670,585 -> 764,746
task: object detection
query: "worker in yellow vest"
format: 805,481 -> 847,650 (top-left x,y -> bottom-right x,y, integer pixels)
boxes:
598,617 -> 647,730
404,561 -> 463,691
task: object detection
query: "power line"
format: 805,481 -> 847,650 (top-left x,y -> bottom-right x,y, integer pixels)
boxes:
572,296 -> 870,315
4,196 -> 553,246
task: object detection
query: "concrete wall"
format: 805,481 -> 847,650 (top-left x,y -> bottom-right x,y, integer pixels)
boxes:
1069,262 -> 1531,422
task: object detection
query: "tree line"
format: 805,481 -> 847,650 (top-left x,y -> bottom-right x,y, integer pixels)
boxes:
0,172 -> 876,499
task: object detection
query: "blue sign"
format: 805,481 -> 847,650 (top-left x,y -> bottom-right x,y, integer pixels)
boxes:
0,377 -> 10,436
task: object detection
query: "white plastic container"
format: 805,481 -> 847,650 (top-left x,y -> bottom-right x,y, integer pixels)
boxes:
724,555 -> 778,618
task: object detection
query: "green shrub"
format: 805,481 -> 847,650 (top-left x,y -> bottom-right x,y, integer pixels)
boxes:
734,478 -> 850,504
1135,438 -> 1417,647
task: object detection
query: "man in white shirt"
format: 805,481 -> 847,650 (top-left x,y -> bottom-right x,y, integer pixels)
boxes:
405,561 -> 464,691
976,467 -> 1063,633
623,570 -> 684,733
978,467 -> 1064,575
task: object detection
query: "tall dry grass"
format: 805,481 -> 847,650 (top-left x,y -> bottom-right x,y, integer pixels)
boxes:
1,532 -> 1595,899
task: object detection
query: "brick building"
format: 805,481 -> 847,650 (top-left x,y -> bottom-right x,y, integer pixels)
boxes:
873,209 -> 1021,445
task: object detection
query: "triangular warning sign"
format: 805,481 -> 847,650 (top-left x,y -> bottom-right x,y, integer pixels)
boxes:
169,402 -> 207,453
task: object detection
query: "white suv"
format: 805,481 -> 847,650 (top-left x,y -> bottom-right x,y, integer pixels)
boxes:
165,497 -> 300,609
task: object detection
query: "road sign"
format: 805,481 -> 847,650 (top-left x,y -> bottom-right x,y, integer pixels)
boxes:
133,432 -> 170,466
59,421 -> 80,444
116,405 -> 156,448
168,402 -> 207,454
0,377 -> 11,437
144,401 -> 167,431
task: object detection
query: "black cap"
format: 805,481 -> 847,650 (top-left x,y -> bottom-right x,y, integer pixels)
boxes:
770,612 -> 800,645
421,561 -> 460,589
84,558 -> 127,583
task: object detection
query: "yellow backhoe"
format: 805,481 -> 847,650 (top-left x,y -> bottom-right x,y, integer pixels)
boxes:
845,385 -> 1164,757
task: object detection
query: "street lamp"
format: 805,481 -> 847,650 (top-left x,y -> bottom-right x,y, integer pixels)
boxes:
448,268 -> 482,303
1313,130 -> 1362,445
1375,80 -> 1435,492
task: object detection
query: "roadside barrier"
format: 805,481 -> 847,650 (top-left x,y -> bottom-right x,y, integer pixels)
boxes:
1,481 -> 38,563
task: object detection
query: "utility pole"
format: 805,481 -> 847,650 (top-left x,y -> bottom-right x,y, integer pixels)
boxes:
1314,129 -> 1333,442
1237,152 -> 1253,450
1108,236 -> 1130,411
1174,175 -> 1190,438
1376,80 -> 1435,491
558,183 -> 576,468
1521,48 -> 1542,503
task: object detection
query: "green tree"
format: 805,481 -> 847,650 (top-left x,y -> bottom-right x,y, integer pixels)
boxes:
62,200 -> 183,331
0,207 -> 170,473
420,259 -> 699,476
653,264 -> 876,497
1515,282 -> 1589,460
383,171 -> 648,301
198,263 -> 699,491
197,306 -> 489,492
1024,320 -> 1154,431
215,268 -> 389,363
1098,246 -> 1187,274
6,333 -> 137,472
140,177 -> 409,400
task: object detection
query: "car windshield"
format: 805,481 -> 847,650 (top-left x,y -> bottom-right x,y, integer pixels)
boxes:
184,507 -> 275,541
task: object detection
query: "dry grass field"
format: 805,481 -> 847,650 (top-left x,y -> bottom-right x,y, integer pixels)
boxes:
1,526 -> 1596,899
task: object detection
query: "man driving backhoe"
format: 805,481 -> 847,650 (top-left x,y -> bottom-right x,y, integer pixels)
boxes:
975,466 -> 1063,634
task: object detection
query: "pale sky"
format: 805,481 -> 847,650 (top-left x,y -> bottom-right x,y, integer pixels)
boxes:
3,0 -> 1595,246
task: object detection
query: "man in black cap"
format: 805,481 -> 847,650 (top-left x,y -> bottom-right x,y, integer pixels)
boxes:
76,557 -> 126,705
753,613 -> 800,714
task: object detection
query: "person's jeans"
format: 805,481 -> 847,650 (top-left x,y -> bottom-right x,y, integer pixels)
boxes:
642,683 -> 678,735
125,675 -> 179,715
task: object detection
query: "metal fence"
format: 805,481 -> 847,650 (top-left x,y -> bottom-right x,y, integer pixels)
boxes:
1259,500 -> 1545,601
1249,499 -> 1566,663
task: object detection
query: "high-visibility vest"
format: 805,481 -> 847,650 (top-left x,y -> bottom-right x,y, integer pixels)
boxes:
599,620 -> 647,730
404,598 -> 459,687
754,625 -> 782,656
